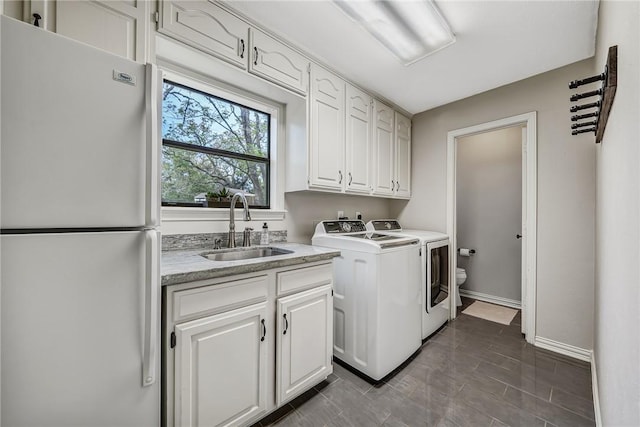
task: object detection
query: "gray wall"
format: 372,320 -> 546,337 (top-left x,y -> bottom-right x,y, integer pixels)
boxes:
457,127 -> 522,303
391,59 -> 596,351
593,1 -> 640,425
284,191 -> 391,243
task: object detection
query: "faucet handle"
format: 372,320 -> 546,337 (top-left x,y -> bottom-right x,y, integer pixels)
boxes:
213,238 -> 222,250
243,227 -> 253,247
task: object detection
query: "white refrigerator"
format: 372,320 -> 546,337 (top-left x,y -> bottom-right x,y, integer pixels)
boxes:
0,16 -> 161,426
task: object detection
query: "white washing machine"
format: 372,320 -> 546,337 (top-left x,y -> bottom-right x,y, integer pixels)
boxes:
312,220 -> 421,381
367,220 -> 451,339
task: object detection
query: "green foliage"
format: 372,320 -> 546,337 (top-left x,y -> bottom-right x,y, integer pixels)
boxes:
217,188 -> 231,199
161,82 -> 269,206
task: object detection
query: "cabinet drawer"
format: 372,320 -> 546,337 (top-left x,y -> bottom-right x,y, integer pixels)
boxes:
277,264 -> 332,296
172,275 -> 268,322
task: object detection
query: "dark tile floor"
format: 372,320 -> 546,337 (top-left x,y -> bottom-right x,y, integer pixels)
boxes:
254,298 -> 595,426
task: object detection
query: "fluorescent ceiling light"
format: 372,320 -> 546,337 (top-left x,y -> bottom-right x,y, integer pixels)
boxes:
334,0 -> 456,65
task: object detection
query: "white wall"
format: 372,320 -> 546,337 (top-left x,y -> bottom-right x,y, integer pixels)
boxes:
457,127 -> 522,303
284,191 -> 391,243
392,59 -> 596,351
593,1 -> 640,425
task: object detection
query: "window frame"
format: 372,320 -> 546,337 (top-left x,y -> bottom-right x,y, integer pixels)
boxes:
160,73 -> 279,210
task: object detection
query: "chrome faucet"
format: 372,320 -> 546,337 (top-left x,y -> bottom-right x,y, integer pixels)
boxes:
228,192 -> 252,248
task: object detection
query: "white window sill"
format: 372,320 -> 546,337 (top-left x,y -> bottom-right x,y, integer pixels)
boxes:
161,206 -> 287,223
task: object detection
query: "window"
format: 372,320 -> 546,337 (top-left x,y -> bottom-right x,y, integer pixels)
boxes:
161,80 -> 271,208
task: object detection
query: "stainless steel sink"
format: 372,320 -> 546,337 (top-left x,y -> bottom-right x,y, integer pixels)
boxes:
201,247 -> 294,262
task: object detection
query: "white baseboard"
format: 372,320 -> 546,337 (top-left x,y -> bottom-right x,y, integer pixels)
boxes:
534,336 -> 591,362
591,352 -> 602,427
459,289 -> 522,309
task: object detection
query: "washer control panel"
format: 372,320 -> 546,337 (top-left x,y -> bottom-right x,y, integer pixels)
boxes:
322,220 -> 366,234
369,220 -> 402,231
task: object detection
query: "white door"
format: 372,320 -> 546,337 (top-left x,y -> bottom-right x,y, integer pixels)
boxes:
456,127 -> 523,305
159,1 -> 248,68
345,84 -> 372,194
308,64 -> 345,191
521,126 -> 527,334
174,303 -> 268,427
1,17 -> 153,228
276,285 -> 333,406
55,0 -> 149,62
372,100 -> 395,196
0,231 -> 159,426
395,112 -> 412,198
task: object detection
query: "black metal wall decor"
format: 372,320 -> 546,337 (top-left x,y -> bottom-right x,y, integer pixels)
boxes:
569,45 -> 618,143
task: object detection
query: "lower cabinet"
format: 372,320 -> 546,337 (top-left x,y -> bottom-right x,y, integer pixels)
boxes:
164,262 -> 334,427
174,303 -> 268,427
276,285 -> 333,405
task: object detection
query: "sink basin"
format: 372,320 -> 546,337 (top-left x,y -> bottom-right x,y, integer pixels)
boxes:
201,247 -> 294,262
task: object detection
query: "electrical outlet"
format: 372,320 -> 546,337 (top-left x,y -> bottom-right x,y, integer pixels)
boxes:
356,211 -> 362,220
338,210 -> 344,219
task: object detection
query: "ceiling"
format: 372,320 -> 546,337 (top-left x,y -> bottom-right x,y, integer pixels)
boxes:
224,0 -> 600,115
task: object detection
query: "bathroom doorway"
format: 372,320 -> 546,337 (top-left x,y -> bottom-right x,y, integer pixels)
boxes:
446,112 -> 537,343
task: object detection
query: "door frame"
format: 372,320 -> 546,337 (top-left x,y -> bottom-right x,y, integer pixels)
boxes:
446,112 -> 537,344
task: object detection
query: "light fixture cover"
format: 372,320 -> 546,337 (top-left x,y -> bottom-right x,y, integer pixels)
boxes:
334,0 -> 456,65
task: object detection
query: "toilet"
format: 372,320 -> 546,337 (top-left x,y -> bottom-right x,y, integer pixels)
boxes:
455,268 -> 467,306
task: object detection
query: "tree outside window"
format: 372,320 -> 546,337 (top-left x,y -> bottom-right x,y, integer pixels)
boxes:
161,81 -> 270,208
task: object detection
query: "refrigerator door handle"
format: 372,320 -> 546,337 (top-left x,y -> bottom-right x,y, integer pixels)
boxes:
146,63 -> 162,227
143,229 -> 160,387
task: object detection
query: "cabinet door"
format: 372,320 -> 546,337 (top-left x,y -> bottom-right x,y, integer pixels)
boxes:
372,100 -> 395,196
159,0 -> 248,69
345,84 -> 372,194
174,303 -> 267,427
395,112 -> 412,198
55,0 -> 149,62
308,64 -> 345,191
249,28 -> 309,95
276,285 -> 333,406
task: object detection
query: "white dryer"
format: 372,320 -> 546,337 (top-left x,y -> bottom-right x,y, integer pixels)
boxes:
367,220 -> 451,339
312,220 -> 421,381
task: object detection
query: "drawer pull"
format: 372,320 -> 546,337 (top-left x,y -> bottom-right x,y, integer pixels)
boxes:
283,313 -> 289,335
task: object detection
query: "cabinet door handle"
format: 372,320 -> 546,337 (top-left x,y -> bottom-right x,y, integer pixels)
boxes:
283,313 -> 289,335
260,319 -> 266,342
240,39 -> 245,59
338,170 -> 343,184
348,172 -> 353,185
391,180 -> 394,190
396,181 -> 400,191
254,47 -> 259,66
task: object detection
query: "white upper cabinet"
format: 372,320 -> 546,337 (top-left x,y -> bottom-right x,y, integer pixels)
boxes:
308,64 -> 345,191
395,112 -> 412,199
23,0 -> 149,62
158,1 -> 309,95
249,28 -> 309,95
372,100 -> 395,196
159,0 -> 248,68
345,84 -> 372,195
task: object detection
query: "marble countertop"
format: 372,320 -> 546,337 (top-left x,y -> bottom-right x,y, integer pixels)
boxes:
161,243 -> 340,286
